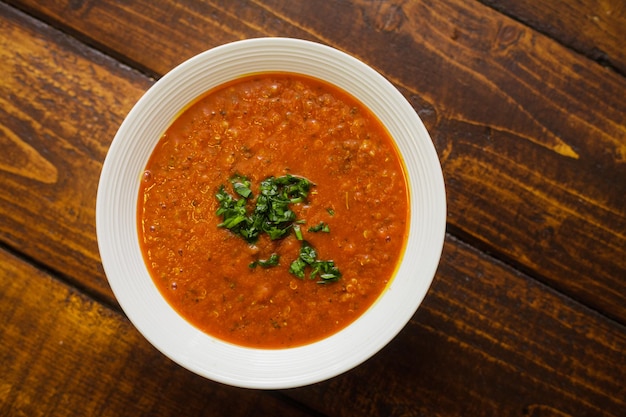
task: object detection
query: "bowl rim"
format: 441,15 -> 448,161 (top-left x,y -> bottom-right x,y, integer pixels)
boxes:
96,37 -> 446,389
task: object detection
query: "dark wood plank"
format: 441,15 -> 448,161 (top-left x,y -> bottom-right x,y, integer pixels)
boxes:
0,4 -> 152,301
479,0 -> 626,75
4,0 -> 626,323
0,247 -> 318,417
287,235 -> 626,416
4,0 -> 310,77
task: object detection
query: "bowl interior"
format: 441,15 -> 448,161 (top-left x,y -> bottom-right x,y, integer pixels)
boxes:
96,37 -> 446,389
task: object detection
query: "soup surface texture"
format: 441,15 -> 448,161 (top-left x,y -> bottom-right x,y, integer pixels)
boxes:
138,73 -> 409,348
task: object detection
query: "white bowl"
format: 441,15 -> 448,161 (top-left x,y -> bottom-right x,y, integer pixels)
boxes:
96,37 -> 446,389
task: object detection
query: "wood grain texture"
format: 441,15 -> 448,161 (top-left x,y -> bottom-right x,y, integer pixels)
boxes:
0,4 -> 151,301
479,0 -> 626,75
5,0 -> 626,323
0,247 -> 318,417
4,0 -> 301,76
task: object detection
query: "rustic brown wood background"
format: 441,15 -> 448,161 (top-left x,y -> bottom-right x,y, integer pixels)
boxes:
1,1 -> 624,416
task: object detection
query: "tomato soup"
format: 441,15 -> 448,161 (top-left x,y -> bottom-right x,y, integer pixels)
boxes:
138,73 -> 409,348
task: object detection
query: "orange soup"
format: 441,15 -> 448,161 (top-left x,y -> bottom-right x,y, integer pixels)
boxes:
138,73 -> 409,348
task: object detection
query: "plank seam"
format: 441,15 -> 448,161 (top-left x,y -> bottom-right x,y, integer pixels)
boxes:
445,224 -> 626,330
477,0 -> 625,77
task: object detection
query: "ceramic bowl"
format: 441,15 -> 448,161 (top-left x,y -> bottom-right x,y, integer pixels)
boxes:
96,37 -> 446,389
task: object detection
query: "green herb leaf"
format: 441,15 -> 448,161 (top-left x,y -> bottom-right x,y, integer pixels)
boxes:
264,224 -> 292,240
299,241 -> 317,265
231,175 -> 252,199
249,253 -> 280,269
308,222 -> 330,233
311,260 -> 342,284
289,258 -> 307,279
293,224 -> 304,241
216,186 -> 249,232
288,240 -> 341,284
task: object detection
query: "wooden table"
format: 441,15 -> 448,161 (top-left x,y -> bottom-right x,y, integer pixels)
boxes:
1,1 -> 624,415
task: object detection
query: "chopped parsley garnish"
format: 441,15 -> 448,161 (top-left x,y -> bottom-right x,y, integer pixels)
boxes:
216,174 -> 312,243
298,241 -> 317,264
293,224 -> 304,241
289,241 -> 341,284
231,175 -> 252,198
249,253 -> 280,269
288,258 -> 307,279
308,222 -> 330,233
216,174 -> 341,283
311,260 -> 342,283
